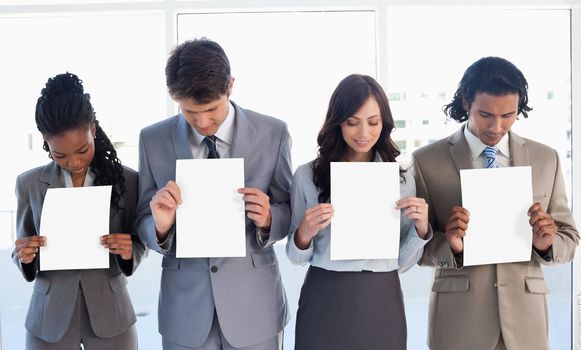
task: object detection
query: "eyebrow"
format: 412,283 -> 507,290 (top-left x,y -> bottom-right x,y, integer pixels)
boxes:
350,114 -> 381,120
477,109 -> 517,117
52,143 -> 89,156
183,103 -> 220,114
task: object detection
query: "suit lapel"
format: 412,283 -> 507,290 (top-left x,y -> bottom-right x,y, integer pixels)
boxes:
171,116 -> 195,160
448,124 -> 474,172
509,131 -> 529,167
39,161 -> 65,189
230,102 -> 257,159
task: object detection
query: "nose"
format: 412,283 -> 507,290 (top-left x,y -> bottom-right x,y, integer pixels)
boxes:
195,114 -> 212,129
358,123 -> 370,137
489,117 -> 502,133
67,156 -> 82,169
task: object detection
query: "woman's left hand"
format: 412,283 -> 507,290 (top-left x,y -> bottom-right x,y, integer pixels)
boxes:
101,233 -> 133,260
396,196 -> 429,239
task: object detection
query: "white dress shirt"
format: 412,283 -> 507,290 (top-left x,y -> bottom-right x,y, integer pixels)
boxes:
190,101 -> 235,158
464,122 -> 511,168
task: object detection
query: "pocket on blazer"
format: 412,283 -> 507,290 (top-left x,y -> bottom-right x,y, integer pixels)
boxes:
161,256 -> 180,269
109,272 -> 128,292
251,250 -> 276,268
432,275 -> 470,293
33,276 -> 51,295
525,277 -> 549,294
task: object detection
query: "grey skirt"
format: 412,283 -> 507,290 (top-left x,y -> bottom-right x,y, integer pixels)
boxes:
295,266 -> 407,350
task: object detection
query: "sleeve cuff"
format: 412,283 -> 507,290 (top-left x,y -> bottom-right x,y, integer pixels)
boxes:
286,230 -> 313,265
407,224 -> 432,249
453,251 -> 464,268
156,226 -> 175,254
533,246 -> 553,262
256,227 -> 273,248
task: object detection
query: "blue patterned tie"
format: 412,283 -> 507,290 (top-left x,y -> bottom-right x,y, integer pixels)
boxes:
483,146 -> 498,168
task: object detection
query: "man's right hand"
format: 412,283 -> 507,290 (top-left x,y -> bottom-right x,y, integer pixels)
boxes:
150,180 -> 181,240
444,206 -> 470,254
15,236 -> 46,264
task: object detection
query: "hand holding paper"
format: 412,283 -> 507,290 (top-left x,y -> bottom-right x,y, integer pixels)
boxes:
238,187 -> 271,229
295,203 -> 334,250
101,233 -> 133,260
528,202 -> 557,253
396,196 -> 429,238
444,206 -> 470,254
14,236 -> 46,264
150,180 -> 182,239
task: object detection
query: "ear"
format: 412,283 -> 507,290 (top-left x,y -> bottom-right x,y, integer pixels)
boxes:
227,77 -> 235,97
462,97 -> 469,114
91,124 -> 97,139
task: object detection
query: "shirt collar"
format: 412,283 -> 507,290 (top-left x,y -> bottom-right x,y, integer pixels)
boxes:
191,101 -> 235,146
464,122 -> 510,161
62,167 -> 94,188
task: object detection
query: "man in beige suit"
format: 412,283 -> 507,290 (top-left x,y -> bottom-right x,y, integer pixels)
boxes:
413,56 -> 579,350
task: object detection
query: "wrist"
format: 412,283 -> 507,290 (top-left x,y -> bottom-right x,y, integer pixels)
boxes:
155,225 -> 170,241
416,223 -> 428,239
295,227 -> 312,250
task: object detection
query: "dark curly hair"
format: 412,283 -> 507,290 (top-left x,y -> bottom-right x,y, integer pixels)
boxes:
313,74 -> 404,203
444,56 -> 532,122
35,72 -> 126,211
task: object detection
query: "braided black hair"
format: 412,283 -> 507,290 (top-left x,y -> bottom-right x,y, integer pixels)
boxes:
35,72 -> 126,211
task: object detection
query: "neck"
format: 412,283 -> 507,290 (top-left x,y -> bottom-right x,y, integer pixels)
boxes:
345,150 -> 374,162
71,172 -> 86,187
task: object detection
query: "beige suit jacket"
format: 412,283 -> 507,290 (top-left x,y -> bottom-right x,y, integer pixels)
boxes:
412,125 -> 578,350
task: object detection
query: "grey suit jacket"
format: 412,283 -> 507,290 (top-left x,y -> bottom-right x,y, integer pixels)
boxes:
412,125 -> 579,350
135,101 -> 292,348
12,162 -> 146,342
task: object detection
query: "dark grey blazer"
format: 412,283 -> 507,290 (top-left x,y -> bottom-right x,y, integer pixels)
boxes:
12,162 -> 146,342
135,101 -> 292,348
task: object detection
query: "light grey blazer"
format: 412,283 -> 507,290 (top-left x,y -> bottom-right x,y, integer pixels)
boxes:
134,101 -> 292,348
12,162 -> 146,342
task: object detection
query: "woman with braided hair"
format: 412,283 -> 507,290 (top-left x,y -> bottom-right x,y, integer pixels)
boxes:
12,72 -> 145,349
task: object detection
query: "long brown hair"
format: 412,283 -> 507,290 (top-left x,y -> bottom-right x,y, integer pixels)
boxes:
312,74 -> 404,203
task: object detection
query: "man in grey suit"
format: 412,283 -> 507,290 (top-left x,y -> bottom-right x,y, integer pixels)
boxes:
413,56 -> 578,350
135,38 -> 292,350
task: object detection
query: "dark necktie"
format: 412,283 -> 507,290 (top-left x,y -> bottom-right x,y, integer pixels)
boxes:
203,136 -> 219,159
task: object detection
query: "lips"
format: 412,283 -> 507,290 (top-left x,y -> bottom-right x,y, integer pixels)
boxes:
69,167 -> 85,174
354,139 -> 370,147
196,126 -> 215,136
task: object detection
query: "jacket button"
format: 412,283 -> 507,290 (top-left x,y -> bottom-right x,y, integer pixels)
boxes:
210,266 -> 218,273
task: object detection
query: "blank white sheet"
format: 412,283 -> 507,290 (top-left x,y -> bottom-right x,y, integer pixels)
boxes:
461,166 -> 533,266
330,162 -> 400,260
40,186 -> 111,271
176,158 -> 246,258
